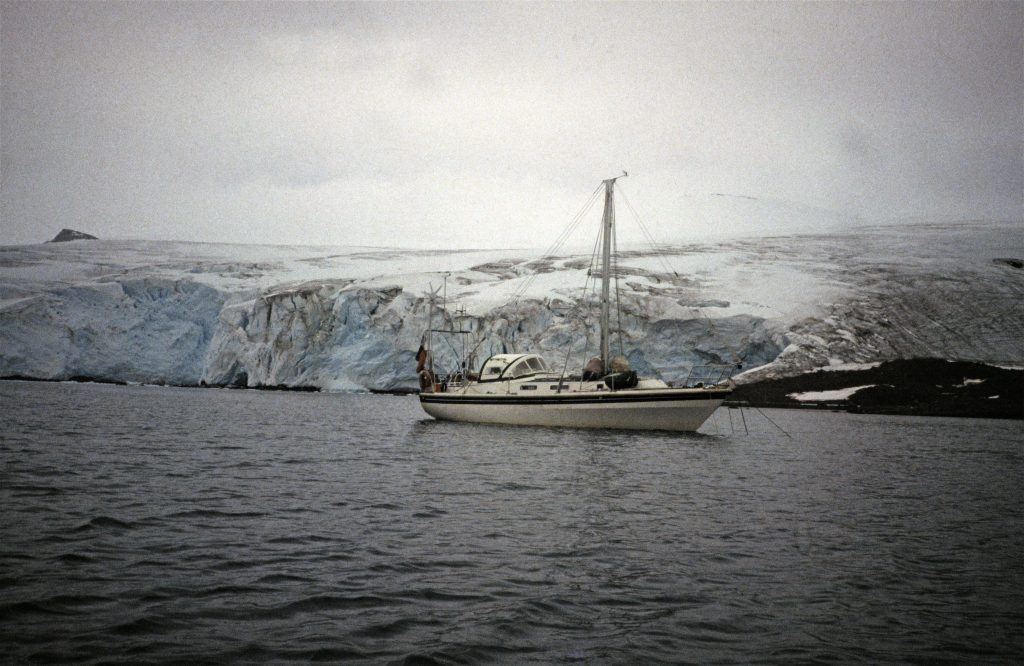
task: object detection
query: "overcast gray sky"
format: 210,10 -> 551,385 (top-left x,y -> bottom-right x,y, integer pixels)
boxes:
1,1 -> 1021,248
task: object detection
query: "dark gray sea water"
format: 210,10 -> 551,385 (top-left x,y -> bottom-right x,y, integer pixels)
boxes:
1,380 -> 1022,664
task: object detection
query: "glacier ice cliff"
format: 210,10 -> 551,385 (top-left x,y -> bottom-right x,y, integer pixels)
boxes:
1,220 -> 1021,391
1,277 -> 224,385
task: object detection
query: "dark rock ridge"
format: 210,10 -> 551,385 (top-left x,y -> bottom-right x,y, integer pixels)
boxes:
728,359 -> 1023,419
993,257 -> 1023,269
49,229 -> 98,242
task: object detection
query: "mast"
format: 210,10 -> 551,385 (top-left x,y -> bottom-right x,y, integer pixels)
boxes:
599,174 -> 623,369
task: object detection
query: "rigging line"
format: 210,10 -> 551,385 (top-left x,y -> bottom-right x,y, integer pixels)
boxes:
554,214 -> 604,390
464,332 -> 490,369
589,217 -> 604,275
558,312 -> 576,394
588,217 -> 604,314
752,406 -> 791,438
612,212 -> 625,358
543,183 -> 604,258
618,187 -> 679,281
582,213 -> 604,315
558,292 -> 593,392
619,185 -> 746,369
580,276 -> 602,387
526,184 -> 603,270
439,333 -> 463,375
620,189 -> 679,278
570,272 -> 595,391
510,185 -> 602,305
572,223 -> 605,387
531,189 -> 600,273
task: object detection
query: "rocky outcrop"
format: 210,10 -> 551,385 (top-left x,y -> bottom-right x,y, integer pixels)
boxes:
48,229 -> 98,242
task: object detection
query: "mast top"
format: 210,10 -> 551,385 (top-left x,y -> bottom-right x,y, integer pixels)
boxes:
603,170 -> 628,186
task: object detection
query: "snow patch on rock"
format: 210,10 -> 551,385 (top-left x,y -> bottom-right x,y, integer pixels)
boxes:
788,385 -> 877,401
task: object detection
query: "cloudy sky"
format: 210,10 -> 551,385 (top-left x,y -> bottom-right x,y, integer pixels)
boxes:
1,1 -> 1021,248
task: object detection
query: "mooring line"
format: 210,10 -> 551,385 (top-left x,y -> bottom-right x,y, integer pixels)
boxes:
753,406 -> 791,438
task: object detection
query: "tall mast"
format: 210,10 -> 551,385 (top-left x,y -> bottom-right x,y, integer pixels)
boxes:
599,175 -> 623,369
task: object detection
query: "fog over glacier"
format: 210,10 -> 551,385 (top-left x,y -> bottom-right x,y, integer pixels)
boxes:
1,217 -> 1020,391
2,2 -> 1021,247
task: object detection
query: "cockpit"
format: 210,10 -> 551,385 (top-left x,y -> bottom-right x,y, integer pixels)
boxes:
478,354 -> 550,381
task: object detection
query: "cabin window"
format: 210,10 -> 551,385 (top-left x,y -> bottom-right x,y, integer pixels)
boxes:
520,385 -> 537,390
526,357 -> 544,372
510,361 -> 531,378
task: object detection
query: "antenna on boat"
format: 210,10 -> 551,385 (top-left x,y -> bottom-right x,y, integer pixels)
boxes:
442,272 -> 450,314
425,282 -> 443,376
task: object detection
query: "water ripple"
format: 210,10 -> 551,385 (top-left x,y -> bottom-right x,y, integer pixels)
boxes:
1,381 -> 1022,663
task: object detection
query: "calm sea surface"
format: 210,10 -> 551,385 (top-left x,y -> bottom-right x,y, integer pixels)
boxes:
1,380 -> 1022,664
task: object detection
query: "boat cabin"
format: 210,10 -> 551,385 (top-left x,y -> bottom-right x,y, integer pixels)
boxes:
478,354 -> 551,382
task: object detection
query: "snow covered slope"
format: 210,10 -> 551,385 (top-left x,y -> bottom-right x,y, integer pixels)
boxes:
1,220 -> 1021,390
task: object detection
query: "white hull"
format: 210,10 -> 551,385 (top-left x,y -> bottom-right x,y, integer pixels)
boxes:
419,390 -> 727,432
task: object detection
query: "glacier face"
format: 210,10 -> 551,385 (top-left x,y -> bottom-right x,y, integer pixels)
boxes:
201,284 -> 427,391
0,277 -> 224,385
0,220 -> 1021,390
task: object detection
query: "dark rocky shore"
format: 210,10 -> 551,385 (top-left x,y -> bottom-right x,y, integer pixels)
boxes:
727,358 -> 1022,420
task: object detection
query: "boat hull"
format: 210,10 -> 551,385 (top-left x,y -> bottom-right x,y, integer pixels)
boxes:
419,390 -> 729,432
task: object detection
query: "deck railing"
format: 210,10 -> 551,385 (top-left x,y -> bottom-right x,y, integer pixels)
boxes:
680,364 -> 737,388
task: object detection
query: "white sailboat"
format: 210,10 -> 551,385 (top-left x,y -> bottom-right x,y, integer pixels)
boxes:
417,175 -> 733,432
